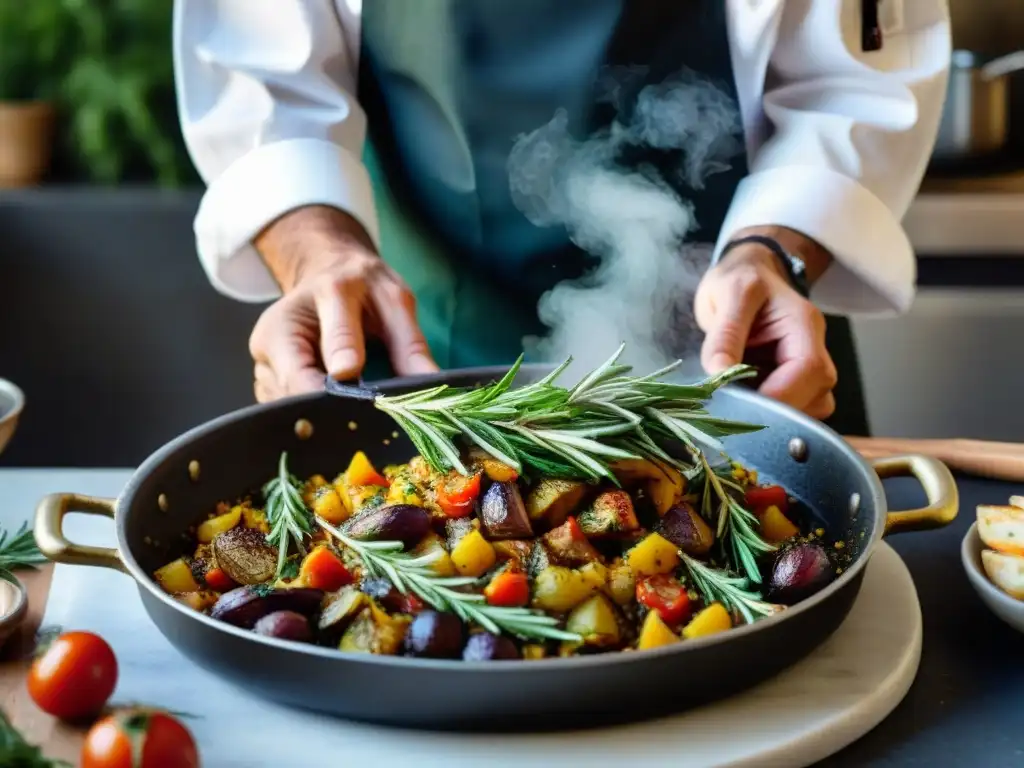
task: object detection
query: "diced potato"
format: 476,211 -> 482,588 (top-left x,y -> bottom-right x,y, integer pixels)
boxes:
605,559 -> 636,606
412,532 -> 457,577
637,610 -> 680,650
532,566 -> 598,613
626,533 -> 680,577
197,507 -> 242,543
450,530 -> 497,577
682,602 -> 732,639
566,594 -> 621,647
578,490 -> 640,537
759,505 -> 799,544
339,604 -> 411,655
578,561 -> 608,590
241,506 -> 270,533
525,479 -> 588,528
492,539 -> 534,568
312,485 -> 350,525
385,477 -> 423,507
981,550 -> 1024,599
175,591 -> 219,611
155,558 -> 202,594
611,459 -> 685,515
977,505 -> 1024,556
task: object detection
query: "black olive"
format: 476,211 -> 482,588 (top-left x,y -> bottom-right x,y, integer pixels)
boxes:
404,610 -> 465,658
767,542 -> 836,605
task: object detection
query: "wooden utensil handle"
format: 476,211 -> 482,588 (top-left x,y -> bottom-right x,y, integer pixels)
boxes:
844,437 -> 1024,483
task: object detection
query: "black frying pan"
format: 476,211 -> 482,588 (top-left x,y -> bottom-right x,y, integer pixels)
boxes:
34,366 -> 958,732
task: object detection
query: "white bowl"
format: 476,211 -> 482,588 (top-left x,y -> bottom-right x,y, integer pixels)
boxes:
0,377 -> 24,456
0,576 -> 28,651
962,522 -> 1024,633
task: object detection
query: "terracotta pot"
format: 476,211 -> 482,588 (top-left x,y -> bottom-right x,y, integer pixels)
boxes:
0,101 -> 55,187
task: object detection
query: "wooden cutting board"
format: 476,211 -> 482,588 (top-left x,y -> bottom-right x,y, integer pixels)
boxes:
0,564 -> 87,764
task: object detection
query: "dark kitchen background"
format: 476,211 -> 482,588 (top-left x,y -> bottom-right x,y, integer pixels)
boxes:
1,0 -> 1023,468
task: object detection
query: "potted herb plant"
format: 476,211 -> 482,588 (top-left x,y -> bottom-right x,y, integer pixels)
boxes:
0,1 -> 69,187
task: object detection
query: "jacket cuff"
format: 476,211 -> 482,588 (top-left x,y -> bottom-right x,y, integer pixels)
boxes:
713,166 -> 916,316
193,138 -> 379,303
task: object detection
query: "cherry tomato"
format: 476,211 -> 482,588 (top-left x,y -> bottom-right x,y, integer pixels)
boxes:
27,631 -> 118,720
82,708 -> 199,768
744,485 -> 789,515
636,575 -> 692,625
483,569 -> 530,607
436,472 -> 482,518
298,546 -> 354,591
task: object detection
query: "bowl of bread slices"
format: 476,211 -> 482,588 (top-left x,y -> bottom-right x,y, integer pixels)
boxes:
963,496 -> 1024,632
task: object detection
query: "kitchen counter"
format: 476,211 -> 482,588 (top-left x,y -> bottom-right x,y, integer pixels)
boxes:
0,468 -> 1020,766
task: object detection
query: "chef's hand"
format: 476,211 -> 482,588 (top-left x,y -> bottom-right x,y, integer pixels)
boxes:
248,205 -> 438,402
694,227 -> 837,420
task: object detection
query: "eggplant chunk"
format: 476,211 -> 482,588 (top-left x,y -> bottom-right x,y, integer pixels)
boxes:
657,502 -> 715,555
211,527 -> 278,585
578,491 -> 640,538
359,576 -> 407,613
404,610 -> 465,658
525,479 -> 588,529
767,542 -> 835,605
492,539 -> 535,568
526,540 -> 553,578
463,632 -> 519,661
210,586 -> 324,628
480,482 -> 534,540
253,610 -> 312,642
542,517 -> 601,567
318,586 -> 367,634
342,504 -> 431,549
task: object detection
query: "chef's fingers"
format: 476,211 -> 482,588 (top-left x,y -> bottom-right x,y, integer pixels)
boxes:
369,277 -> 439,376
255,316 -> 325,397
758,304 -> 836,412
805,391 -> 837,421
253,362 -> 280,403
314,280 -> 367,381
699,274 -> 768,374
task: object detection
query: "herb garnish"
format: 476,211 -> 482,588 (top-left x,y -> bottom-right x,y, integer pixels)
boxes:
262,452 -> 315,578
316,517 -> 581,643
681,553 -> 780,625
0,522 -> 46,585
338,344 -> 764,483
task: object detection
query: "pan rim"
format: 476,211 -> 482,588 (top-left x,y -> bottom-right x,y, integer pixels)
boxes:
117,367 -> 888,673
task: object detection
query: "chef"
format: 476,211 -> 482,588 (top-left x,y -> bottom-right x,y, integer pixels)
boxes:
174,0 -> 950,436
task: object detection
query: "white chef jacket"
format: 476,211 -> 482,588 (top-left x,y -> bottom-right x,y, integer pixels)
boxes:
174,0 -> 951,316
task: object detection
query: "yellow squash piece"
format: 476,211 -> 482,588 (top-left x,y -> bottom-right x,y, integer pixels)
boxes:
412,532 -> 457,577
312,485 -> 350,525
241,506 -> 270,533
977,505 -> 1024,557
196,507 -> 242,543
682,602 -> 732,639
154,558 -> 201,594
532,566 -> 598,613
565,594 -> 621,647
611,459 -> 685,515
759,505 -> 799,544
450,530 -> 497,577
626,532 -> 680,577
637,610 -> 680,650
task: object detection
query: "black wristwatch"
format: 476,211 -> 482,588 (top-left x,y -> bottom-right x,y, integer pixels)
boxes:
719,234 -> 811,298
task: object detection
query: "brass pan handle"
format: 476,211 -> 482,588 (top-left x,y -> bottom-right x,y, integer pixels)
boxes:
35,493 -> 124,572
872,455 -> 960,535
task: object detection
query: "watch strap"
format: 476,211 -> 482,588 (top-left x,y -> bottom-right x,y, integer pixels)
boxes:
719,235 -> 811,298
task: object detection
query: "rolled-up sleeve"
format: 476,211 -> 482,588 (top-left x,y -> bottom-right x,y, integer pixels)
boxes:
174,0 -> 377,302
715,0 -> 951,316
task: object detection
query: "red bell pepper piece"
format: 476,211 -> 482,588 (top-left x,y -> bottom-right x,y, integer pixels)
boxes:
299,547 -> 354,592
744,484 -> 789,515
483,570 -> 530,608
436,472 -> 482,518
636,574 -> 691,625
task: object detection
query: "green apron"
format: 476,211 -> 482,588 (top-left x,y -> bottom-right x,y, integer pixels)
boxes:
356,0 -> 870,436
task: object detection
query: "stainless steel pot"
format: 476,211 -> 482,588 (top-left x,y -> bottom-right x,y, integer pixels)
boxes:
933,50 -> 1024,161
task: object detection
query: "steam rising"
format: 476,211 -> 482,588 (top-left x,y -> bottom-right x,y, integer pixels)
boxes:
508,68 -> 743,380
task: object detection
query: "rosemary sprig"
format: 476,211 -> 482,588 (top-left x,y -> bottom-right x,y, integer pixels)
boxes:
317,517 -> 581,643
681,552 -> 780,625
350,344 -> 764,483
0,522 -> 46,585
698,455 -> 776,584
263,452 -> 315,578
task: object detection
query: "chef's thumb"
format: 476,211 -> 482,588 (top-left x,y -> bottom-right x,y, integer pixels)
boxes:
314,288 -> 367,381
